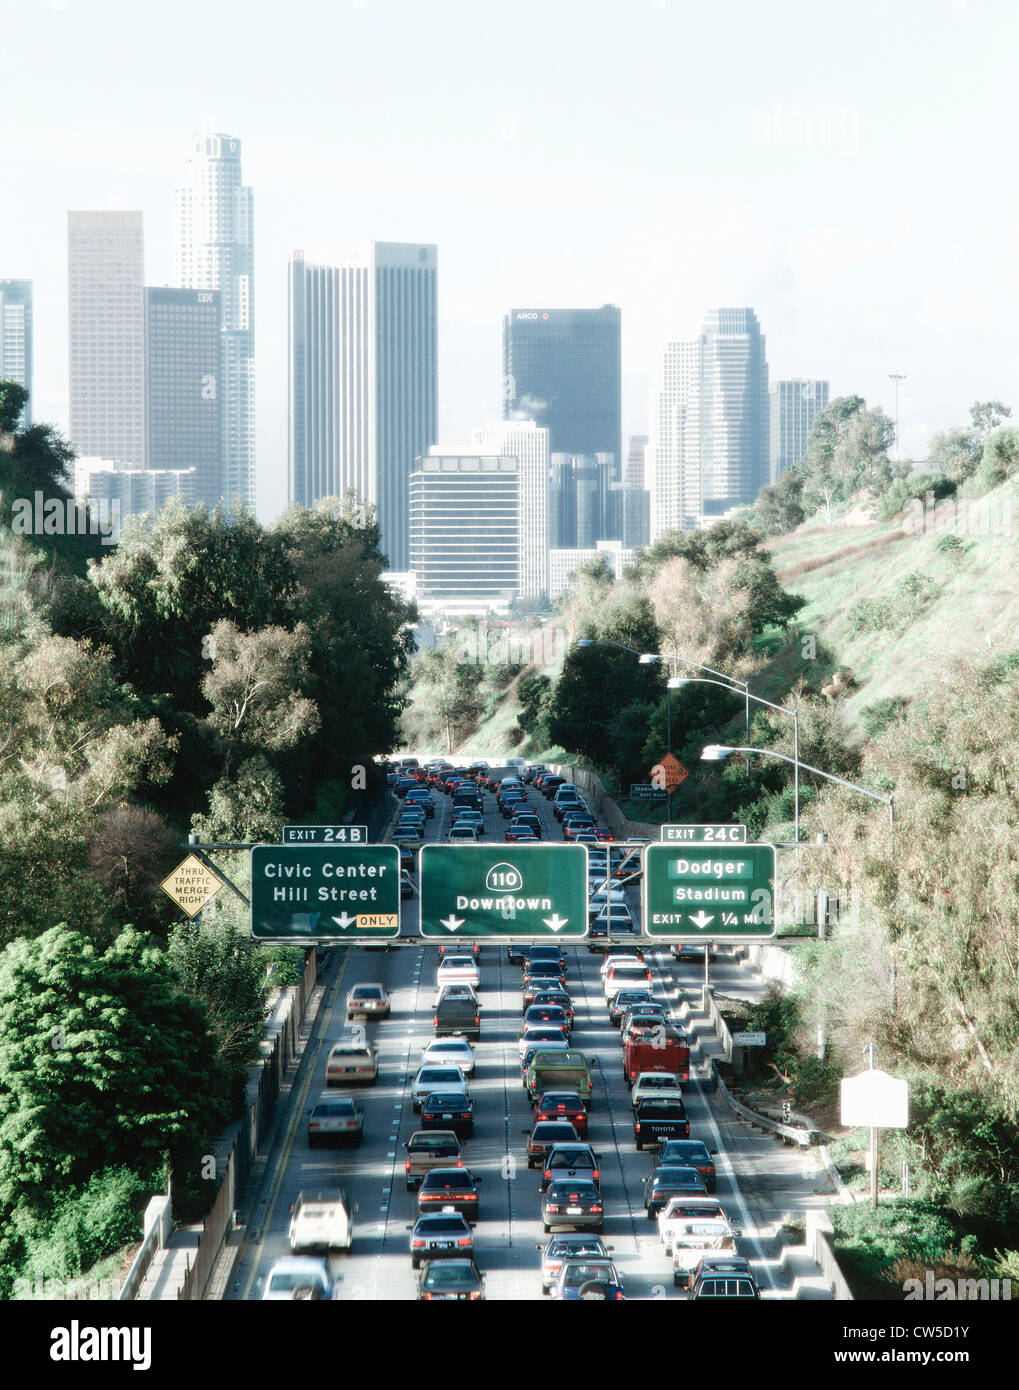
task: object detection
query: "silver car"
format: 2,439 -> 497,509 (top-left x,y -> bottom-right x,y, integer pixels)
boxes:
262,1257 -> 333,1300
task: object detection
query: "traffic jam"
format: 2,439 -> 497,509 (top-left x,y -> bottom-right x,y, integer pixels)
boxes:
260,759 -> 763,1302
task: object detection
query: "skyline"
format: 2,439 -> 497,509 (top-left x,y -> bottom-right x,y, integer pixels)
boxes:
5,0 -> 1019,524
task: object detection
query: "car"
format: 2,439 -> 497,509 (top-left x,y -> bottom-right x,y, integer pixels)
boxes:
447,824 -> 479,841
519,1026 -> 573,1060
591,904 -> 638,938
533,1091 -> 588,1136
563,819 -> 597,840
417,1258 -> 486,1301
420,1090 -> 474,1137
506,941 -> 530,965
499,796 -> 528,818
438,940 -> 480,958
551,1257 -> 625,1301
404,794 -> 435,818
510,814 -> 542,838
287,1190 -> 354,1254
540,1142 -> 601,1193
526,1049 -> 593,1104
658,1139 -> 717,1191
528,990 -> 574,1026
520,1004 -> 571,1038
525,945 -> 567,973
619,1005 -> 669,1039
411,1065 -> 470,1112
537,1234 -> 613,1294
524,1119 -> 580,1167
307,1093 -> 364,1147
609,989 -> 654,1027
690,1258 -> 761,1299
658,1196 -> 730,1254
505,824 -> 538,842
394,776 -> 419,797
434,986 -> 481,1039
599,948 -> 647,977
671,1220 -> 743,1286
587,887 -> 628,921
522,975 -> 566,1007
520,1039 -> 570,1081
324,1041 -> 377,1087
417,1167 -> 481,1221
262,1256 -> 333,1300
631,1073 -> 684,1107
408,1211 -> 474,1267
345,983 -> 390,1020
643,1165 -> 707,1218
436,955 -> 481,989
602,961 -> 653,1000
404,1130 -> 463,1189
390,830 -> 423,847
633,1096 -> 691,1148
542,1179 -> 603,1233
419,1038 -> 476,1077
452,809 -> 484,827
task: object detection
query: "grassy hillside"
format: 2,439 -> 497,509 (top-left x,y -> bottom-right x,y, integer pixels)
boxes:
762,478 -> 1019,739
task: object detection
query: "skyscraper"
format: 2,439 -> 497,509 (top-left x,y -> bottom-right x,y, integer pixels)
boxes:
0,279 -> 33,427
648,308 -> 769,539
409,455 -> 518,612
68,212 -> 146,464
288,243 -> 437,571
174,133 -> 254,509
769,379 -> 829,482
145,287 -> 222,507
470,419 -> 549,601
502,305 -> 621,475
624,434 -> 648,489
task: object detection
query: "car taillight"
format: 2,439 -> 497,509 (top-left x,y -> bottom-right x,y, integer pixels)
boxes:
615,1290 -> 624,1300
458,1237 -> 472,1247
474,1017 -> 479,1024
591,1205 -> 603,1213
420,1292 -> 432,1300
309,1122 -> 319,1129
469,1290 -> 483,1300
456,1159 -> 463,1167
433,1017 -> 438,1026
592,1170 -> 599,1182
411,1239 -> 425,1248
547,1205 -> 559,1213
635,1122 -> 641,1132
405,1160 -> 411,1171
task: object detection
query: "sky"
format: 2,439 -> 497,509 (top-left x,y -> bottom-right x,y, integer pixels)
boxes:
5,0 -> 1019,523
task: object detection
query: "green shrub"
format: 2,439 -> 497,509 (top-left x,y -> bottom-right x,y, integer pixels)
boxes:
18,1167 -> 153,1285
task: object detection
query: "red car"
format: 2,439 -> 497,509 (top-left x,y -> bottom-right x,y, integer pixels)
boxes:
534,1091 -> 588,1136
505,824 -> 538,842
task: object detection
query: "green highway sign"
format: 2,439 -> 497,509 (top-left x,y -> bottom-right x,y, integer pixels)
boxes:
643,843 -> 777,940
662,824 -> 747,844
419,844 -> 588,940
250,845 -> 400,941
629,783 -> 666,800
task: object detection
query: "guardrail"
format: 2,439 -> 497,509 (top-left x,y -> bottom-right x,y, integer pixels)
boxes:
711,1063 -> 821,1148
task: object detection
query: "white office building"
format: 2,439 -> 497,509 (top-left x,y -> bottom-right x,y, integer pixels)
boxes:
410,454 -> 518,615
0,280 -> 32,427
74,456 -> 196,519
288,243 -> 437,572
469,420 -> 549,601
648,308 -> 769,539
68,212 -> 147,466
549,539 -> 636,600
174,133 -> 254,509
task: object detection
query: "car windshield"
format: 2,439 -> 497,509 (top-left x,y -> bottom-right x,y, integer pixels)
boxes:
640,1099 -> 685,1113
424,1093 -> 469,1106
655,1167 -> 700,1183
549,1149 -> 591,1166
534,1124 -> 577,1138
418,1218 -> 468,1234
422,1173 -> 472,1190
424,1264 -> 477,1286
312,1101 -> 356,1117
561,1263 -> 615,1285
269,1269 -> 326,1292
548,1183 -> 597,1199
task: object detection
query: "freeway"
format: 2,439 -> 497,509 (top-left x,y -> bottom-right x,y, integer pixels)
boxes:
228,768 -> 829,1301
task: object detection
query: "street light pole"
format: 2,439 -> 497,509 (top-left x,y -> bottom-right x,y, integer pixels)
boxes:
890,373 -> 906,464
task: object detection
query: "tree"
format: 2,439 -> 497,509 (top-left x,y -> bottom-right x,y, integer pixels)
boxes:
0,382 -> 28,434
167,917 -> 269,1077
751,468 -> 806,537
978,427 -> 1019,489
409,647 -> 485,754
796,396 -> 896,523
0,925 -> 230,1215
969,400 -> 1012,440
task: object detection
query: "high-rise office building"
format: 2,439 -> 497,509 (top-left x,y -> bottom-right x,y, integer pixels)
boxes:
549,452 -> 614,550
288,243 -> 437,570
174,133 -> 254,509
469,420 -> 549,601
502,305 -> 621,475
409,454 -> 518,612
0,279 -> 33,427
624,434 -> 648,489
769,379 -> 829,482
145,287 -> 222,507
68,212 -> 147,465
648,308 -> 769,539
607,483 -> 651,549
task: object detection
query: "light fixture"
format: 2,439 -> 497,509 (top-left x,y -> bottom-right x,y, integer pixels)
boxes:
667,678 -> 686,689
575,639 -> 592,648
700,745 -> 735,761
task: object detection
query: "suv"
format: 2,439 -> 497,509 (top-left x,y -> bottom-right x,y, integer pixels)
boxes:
540,1142 -> 601,1193
690,1258 -> 761,1299
434,993 -> 481,1040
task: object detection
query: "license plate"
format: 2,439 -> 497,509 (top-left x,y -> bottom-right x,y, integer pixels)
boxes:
567,1206 -> 583,1214
434,1242 -> 453,1250
441,1114 -> 452,1119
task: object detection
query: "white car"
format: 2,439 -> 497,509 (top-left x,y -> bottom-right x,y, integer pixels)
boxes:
288,1190 -> 354,1254
411,1064 -> 470,1111
658,1196 -> 730,1255
447,824 -> 479,841
599,952 -> 646,979
631,1073 -> 683,1108
262,1256 -> 333,1300
436,955 -> 481,989
670,1218 -> 741,1287
420,1038 -> 476,1077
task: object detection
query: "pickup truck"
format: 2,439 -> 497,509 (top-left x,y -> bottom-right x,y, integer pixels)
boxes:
288,1190 -> 354,1254
633,1096 -> 690,1148
404,1130 -> 464,1189
526,1050 -> 593,1105
670,1217 -> 742,1288
623,1027 -> 690,1087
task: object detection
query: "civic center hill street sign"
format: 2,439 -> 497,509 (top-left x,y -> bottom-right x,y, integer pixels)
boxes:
250,844 -> 400,941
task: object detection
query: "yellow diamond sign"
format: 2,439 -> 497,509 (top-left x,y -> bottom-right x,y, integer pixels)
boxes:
160,854 -> 224,918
